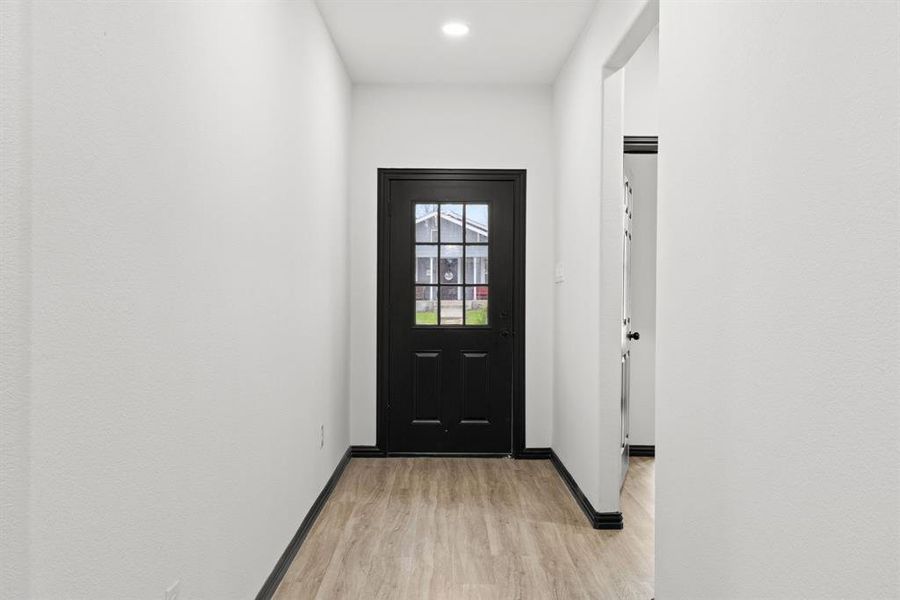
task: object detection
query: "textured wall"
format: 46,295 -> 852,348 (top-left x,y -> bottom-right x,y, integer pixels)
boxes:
656,2 -> 900,597
624,27 -> 658,137
348,84 -> 556,448
552,0 -> 657,512
0,1 -> 31,597
17,1 -> 351,597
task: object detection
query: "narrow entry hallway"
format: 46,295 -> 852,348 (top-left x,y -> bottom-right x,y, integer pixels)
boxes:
3,1 -> 897,599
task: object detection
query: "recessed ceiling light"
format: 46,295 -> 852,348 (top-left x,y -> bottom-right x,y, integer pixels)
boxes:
442,22 -> 470,37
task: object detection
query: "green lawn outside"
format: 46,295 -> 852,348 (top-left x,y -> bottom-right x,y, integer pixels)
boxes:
465,307 -> 488,325
416,311 -> 438,325
414,307 -> 488,326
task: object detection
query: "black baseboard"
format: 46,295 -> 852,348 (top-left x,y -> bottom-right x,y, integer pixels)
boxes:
256,447 -> 352,600
549,450 -> 624,530
349,445 -> 387,457
630,445 -> 655,457
386,452 -> 510,458
351,446 -> 509,458
593,511 -> 625,528
517,447 -> 552,459
352,446 -> 523,458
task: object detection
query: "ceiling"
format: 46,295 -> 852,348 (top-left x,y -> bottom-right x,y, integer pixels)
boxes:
315,0 -> 598,84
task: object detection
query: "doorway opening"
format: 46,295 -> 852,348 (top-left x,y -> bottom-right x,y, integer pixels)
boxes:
619,26 -> 659,471
623,135 -> 658,465
602,14 -> 658,594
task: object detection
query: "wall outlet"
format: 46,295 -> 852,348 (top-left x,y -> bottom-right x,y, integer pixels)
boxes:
165,580 -> 180,600
554,262 -> 565,283
320,424 -> 325,449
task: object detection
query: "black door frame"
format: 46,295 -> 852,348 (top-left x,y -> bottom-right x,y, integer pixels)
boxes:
375,168 -> 527,457
623,135 -> 658,154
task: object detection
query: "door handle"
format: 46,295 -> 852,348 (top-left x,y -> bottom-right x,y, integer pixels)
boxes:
500,329 -> 513,338
627,331 -> 640,341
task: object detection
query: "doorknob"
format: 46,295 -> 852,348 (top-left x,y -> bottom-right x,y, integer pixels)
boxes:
500,329 -> 513,338
627,331 -> 640,340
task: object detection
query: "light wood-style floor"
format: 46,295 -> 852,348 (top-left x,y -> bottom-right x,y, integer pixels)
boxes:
274,456 -> 654,600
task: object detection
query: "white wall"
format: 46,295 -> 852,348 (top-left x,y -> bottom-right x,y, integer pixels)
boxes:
656,2 -> 900,598
6,1 -> 352,598
552,0 -> 657,512
0,1 -> 31,598
348,84 -> 555,448
624,154 -> 657,446
624,27 -> 658,137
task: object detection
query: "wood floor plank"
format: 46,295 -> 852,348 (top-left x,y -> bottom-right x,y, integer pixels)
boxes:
273,456 -> 654,600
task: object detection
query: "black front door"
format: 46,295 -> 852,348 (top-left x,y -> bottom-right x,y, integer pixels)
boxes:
380,170 -> 524,454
